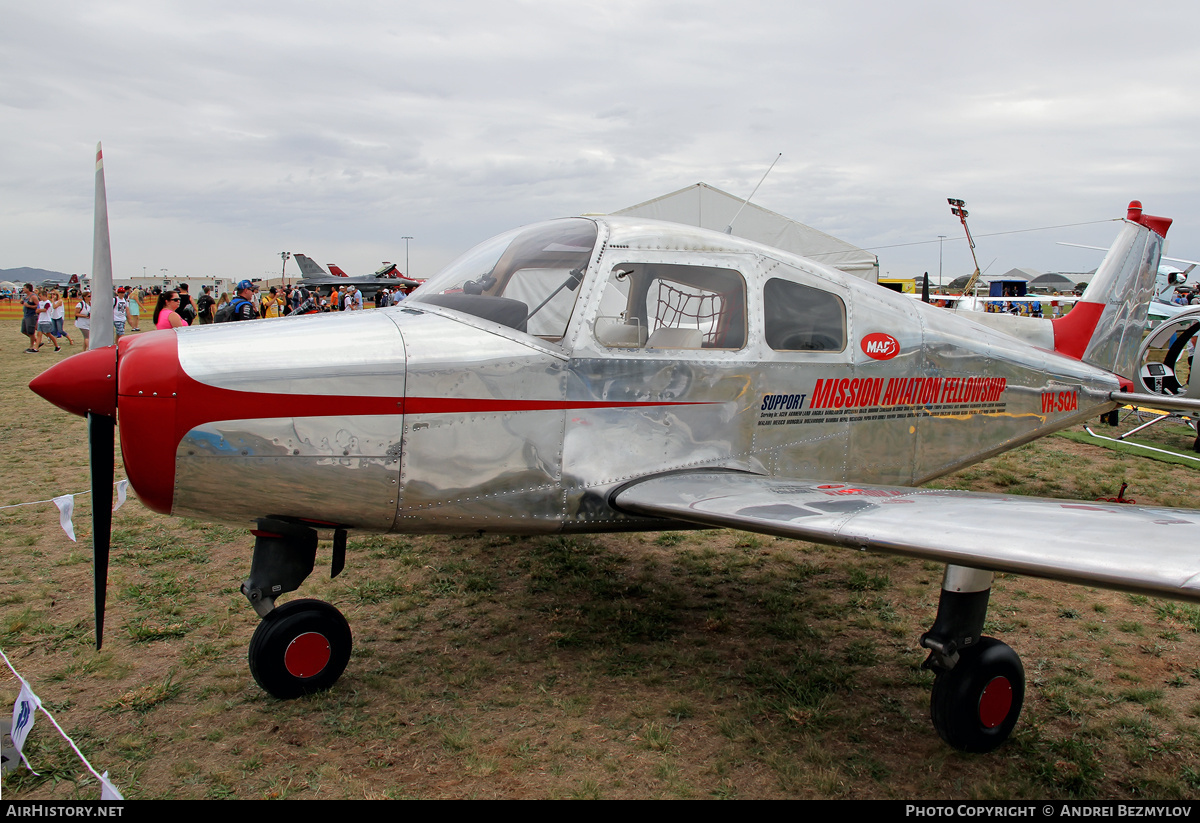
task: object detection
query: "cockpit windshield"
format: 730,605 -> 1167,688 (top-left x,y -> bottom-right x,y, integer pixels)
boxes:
408,218 -> 598,341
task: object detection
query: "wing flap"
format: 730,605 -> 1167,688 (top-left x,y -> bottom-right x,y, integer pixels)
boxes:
614,472 -> 1200,603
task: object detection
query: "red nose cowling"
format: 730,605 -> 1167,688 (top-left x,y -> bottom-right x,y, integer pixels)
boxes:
29,334 -> 182,515
29,346 -> 118,418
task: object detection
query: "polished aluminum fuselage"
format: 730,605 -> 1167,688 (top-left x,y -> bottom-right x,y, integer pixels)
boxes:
160,217 -> 1120,534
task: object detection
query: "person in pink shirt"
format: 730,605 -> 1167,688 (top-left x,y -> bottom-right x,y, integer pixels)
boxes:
154,290 -> 190,330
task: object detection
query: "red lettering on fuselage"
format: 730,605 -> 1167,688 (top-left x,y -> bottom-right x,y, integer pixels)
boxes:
1041,389 -> 1079,413
811,375 -> 1007,410
810,377 -> 884,409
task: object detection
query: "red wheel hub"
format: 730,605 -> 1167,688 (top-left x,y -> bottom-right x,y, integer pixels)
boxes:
284,632 -> 332,678
978,676 -> 1013,728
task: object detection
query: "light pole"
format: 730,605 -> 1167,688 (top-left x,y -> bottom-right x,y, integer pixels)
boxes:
279,251 -> 291,285
948,199 -> 981,296
401,236 -> 413,279
938,235 -> 946,288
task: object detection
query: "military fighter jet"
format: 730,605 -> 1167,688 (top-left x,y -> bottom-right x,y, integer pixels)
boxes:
293,253 -> 418,299
29,146 -> 1200,753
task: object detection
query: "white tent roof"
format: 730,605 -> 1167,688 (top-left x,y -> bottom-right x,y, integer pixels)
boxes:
612,182 -> 879,282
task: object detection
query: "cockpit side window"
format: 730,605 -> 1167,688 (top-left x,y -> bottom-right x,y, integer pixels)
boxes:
594,262 -> 747,350
763,277 -> 846,352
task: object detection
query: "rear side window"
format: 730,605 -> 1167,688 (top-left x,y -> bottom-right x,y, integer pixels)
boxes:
764,277 -> 846,352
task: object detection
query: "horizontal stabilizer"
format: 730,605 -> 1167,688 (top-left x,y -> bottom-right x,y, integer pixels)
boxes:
615,472 -> 1200,603
1110,391 -> 1200,414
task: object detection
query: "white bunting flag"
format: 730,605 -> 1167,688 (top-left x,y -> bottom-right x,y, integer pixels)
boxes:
114,479 -> 128,512
52,494 -> 76,542
10,682 -> 41,773
100,770 -> 124,800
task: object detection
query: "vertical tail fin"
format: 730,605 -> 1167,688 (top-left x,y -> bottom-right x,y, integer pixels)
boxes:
1052,201 -> 1170,378
292,254 -> 329,277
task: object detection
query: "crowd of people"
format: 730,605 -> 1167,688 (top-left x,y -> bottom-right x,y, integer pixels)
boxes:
982,297 -> 1057,318
19,283 -> 82,353
18,278 -> 416,353
1169,289 -> 1200,306
208,280 -> 415,320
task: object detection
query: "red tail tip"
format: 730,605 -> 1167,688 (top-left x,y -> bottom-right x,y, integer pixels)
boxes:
1127,200 -> 1172,237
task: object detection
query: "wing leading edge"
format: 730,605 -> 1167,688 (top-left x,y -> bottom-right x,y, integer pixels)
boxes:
613,471 -> 1200,603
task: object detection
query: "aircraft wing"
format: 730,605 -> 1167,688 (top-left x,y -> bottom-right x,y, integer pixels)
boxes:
614,472 -> 1200,603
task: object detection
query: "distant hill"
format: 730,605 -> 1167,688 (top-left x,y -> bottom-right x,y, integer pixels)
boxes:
1,267 -> 82,284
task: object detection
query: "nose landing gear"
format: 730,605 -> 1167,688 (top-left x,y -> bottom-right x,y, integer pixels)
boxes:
241,518 -> 352,699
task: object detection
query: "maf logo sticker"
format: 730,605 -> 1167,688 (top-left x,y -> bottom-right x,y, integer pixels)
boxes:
861,332 -> 899,360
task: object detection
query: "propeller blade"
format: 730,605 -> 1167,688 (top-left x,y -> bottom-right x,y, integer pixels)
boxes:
88,143 -> 116,649
90,143 -> 114,349
89,412 -> 115,649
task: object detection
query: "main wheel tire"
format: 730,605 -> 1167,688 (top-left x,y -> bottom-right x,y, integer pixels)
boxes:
249,599 -> 352,699
930,636 -> 1024,753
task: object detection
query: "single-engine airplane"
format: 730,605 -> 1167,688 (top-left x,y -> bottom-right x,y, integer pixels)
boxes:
30,146 -> 1200,754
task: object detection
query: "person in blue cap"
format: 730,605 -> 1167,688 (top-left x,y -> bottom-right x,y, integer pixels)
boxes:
229,280 -> 260,321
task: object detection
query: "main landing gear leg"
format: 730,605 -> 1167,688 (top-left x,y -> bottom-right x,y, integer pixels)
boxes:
241,518 -> 352,699
920,565 -> 1024,753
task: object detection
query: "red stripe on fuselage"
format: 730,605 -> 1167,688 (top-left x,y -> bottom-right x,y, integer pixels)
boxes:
116,331 -> 713,514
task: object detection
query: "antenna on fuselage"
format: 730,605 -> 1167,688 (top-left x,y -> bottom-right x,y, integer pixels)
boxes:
725,153 -> 782,235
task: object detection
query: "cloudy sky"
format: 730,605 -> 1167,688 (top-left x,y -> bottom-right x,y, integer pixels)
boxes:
3,1 -> 1199,284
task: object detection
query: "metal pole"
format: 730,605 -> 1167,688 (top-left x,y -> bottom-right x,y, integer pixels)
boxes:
938,235 -> 946,288
401,236 -> 413,278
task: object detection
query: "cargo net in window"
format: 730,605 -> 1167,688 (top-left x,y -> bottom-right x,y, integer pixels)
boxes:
652,281 -> 733,346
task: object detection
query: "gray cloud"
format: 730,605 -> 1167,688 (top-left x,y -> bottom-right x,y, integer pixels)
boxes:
3,0 -> 1198,282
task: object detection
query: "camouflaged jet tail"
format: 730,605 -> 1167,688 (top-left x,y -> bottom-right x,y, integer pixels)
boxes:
1052,201 -> 1170,380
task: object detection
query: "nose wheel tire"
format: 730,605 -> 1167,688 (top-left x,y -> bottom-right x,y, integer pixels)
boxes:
930,636 -> 1024,753
249,599 -> 352,699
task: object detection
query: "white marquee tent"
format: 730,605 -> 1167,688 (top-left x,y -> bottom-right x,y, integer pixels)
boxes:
612,183 -> 879,282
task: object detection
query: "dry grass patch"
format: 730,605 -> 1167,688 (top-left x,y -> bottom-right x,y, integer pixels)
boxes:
2,327 -> 1200,798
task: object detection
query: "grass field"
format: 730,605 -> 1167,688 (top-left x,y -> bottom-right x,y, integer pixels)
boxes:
3,325 -> 1200,799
